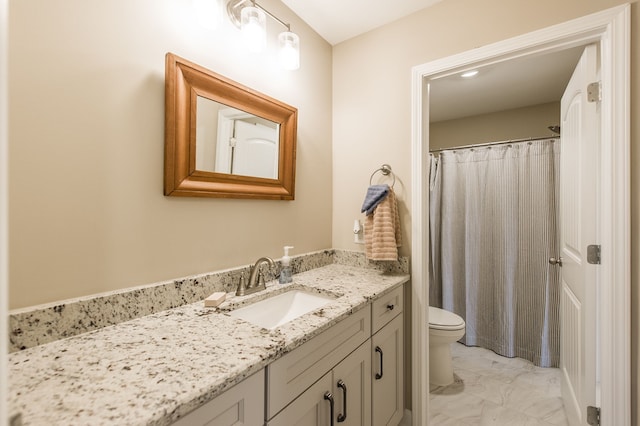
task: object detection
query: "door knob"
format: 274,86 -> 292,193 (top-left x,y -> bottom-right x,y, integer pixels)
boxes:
549,257 -> 563,266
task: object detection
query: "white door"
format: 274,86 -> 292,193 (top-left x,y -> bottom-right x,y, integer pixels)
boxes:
559,43 -> 599,426
232,120 -> 279,179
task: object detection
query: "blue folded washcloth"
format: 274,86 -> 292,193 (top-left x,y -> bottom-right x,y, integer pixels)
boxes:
361,184 -> 390,216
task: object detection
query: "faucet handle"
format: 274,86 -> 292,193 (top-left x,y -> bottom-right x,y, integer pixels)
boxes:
235,271 -> 247,296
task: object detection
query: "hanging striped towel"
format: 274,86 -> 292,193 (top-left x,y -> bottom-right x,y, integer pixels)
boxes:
365,188 -> 401,261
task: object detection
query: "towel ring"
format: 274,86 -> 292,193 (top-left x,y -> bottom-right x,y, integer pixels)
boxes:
369,164 -> 396,188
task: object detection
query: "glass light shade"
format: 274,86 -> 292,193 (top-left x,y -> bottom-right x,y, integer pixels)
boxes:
241,6 -> 266,53
193,0 -> 222,30
278,31 -> 300,70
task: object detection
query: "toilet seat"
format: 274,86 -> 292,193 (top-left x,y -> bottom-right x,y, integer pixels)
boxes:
428,306 -> 465,331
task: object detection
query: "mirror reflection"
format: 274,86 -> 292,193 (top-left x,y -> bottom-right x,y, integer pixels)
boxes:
195,96 -> 279,179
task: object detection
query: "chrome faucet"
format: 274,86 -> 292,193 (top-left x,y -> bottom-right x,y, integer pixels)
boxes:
236,257 -> 276,296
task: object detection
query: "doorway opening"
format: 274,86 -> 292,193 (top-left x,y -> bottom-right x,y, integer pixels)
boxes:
410,5 -> 630,426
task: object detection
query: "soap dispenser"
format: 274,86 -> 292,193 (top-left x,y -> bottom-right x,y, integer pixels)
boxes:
279,246 -> 294,284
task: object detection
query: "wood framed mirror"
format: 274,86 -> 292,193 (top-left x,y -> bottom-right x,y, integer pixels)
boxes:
164,53 -> 297,199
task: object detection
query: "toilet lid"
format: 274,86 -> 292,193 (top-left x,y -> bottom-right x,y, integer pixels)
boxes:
428,306 -> 465,330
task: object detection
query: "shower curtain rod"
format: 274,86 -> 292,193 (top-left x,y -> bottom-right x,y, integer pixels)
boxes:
429,135 -> 558,154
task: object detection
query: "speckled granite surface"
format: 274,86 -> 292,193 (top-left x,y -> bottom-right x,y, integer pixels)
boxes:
9,250 -> 407,353
9,262 -> 409,425
9,250 -> 336,352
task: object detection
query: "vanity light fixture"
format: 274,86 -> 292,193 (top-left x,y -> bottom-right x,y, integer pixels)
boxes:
460,70 -> 479,78
227,0 -> 300,70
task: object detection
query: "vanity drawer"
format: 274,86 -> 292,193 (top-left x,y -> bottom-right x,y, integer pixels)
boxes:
371,285 -> 404,333
266,305 -> 371,419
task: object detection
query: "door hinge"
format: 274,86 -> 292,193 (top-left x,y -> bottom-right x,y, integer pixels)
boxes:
587,81 -> 601,102
587,245 -> 601,265
587,406 -> 600,425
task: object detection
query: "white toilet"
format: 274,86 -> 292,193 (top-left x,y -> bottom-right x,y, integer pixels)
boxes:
428,306 -> 466,386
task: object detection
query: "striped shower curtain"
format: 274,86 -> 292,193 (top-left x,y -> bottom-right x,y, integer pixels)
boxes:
429,139 -> 561,367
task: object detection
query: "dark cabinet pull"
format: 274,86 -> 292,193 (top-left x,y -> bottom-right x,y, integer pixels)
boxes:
324,391 -> 335,426
375,346 -> 384,379
337,380 -> 347,422
387,304 -> 395,311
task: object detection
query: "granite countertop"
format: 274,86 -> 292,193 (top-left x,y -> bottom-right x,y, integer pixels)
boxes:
9,264 -> 409,425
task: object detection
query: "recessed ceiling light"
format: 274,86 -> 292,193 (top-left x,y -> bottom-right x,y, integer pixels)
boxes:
461,70 -> 479,78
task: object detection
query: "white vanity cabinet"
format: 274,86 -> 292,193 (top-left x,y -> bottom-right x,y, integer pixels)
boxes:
171,369 -> 264,426
172,284 -> 405,426
268,284 -> 405,426
370,285 -> 404,426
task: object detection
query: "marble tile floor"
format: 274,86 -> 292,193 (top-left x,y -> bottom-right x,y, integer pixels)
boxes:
429,343 -> 569,425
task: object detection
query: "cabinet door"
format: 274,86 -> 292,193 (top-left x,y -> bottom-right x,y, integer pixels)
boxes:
172,370 -> 264,426
332,341 -> 372,426
267,372 -> 333,426
371,314 -> 404,426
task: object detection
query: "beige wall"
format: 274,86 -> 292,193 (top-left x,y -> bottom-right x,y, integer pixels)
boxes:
8,0 -> 333,308
430,102 -> 560,150
1,0 -> 7,419
332,0 -> 638,420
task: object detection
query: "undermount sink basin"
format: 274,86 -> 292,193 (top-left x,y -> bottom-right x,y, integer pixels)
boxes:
228,289 -> 336,329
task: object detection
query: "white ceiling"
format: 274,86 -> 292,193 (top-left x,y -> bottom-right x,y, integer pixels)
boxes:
282,0 -> 585,122
281,0 -> 443,45
429,46 -> 585,122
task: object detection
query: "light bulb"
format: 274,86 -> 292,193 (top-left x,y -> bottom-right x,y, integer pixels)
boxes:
241,6 -> 266,53
278,31 -> 300,70
193,0 -> 222,30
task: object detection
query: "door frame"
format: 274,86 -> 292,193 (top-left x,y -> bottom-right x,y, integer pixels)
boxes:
410,5 -> 631,426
